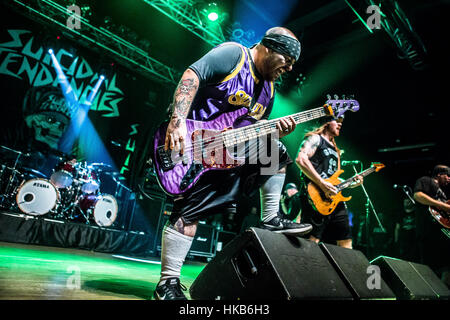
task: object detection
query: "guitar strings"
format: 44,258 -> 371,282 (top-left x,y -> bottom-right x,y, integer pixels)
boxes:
167,107 -> 326,159
335,167 -> 376,191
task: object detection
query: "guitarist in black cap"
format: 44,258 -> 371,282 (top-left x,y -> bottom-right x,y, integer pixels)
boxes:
295,115 -> 363,249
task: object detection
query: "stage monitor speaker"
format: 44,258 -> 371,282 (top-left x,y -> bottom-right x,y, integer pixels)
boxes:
371,256 -> 450,300
189,228 -> 354,300
319,243 -> 396,300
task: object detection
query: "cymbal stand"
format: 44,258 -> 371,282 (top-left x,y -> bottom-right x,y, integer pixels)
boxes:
0,149 -> 26,208
64,182 -> 90,224
113,175 -> 133,230
351,164 -> 386,257
399,185 -> 415,205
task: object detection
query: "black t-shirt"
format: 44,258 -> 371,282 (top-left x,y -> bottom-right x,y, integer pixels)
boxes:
414,176 -> 447,240
302,135 -> 339,185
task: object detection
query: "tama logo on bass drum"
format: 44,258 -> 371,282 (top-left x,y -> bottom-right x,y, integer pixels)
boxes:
33,182 -> 50,189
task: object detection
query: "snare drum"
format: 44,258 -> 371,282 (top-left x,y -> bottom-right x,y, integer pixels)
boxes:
16,178 -> 60,215
78,193 -> 118,227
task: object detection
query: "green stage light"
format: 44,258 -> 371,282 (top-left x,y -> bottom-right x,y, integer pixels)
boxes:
206,3 -> 220,22
208,11 -> 219,21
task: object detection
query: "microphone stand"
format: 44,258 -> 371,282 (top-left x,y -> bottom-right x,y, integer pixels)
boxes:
400,186 -> 415,205
351,163 -> 386,258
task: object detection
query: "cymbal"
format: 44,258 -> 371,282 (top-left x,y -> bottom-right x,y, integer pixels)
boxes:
103,171 -> 121,177
89,163 -> 114,172
21,167 -> 47,179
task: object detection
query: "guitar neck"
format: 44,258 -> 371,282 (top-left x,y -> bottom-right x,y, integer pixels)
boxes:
336,166 -> 377,192
223,106 -> 327,147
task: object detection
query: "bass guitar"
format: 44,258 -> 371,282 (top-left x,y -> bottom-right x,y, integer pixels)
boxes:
429,200 -> 450,229
153,98 -> 359,196
307,163 -> 385,215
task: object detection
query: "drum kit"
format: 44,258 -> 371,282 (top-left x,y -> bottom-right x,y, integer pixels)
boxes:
0,145 -> 120,227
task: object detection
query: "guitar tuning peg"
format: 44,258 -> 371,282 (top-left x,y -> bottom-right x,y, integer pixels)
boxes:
326,94 -> 331,100
341,94 -> 346,100
333,94 -> 339,100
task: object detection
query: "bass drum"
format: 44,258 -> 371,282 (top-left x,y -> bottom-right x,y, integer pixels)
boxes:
16,179 -> 59,216
79,193 -> 118,227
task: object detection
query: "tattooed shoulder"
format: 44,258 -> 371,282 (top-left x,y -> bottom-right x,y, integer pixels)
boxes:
299,134 -> 320,157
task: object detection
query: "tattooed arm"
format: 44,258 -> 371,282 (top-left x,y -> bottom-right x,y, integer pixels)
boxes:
295,134 -> 338,196
164,69 -> 199,154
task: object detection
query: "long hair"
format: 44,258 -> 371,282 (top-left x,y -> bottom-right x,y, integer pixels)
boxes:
304,122 -> 341,167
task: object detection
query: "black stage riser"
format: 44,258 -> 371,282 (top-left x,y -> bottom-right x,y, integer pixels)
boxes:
0,212 -> 153,256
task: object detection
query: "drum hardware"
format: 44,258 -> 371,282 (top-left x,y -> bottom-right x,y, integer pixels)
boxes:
77,162 -> 100,194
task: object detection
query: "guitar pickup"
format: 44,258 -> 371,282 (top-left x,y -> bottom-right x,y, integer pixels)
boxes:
157,146 -> 175,171
157,146 -> 190,171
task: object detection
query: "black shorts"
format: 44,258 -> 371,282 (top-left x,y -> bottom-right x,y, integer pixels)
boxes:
169,139 -> 292,225
300,196 -> 352,242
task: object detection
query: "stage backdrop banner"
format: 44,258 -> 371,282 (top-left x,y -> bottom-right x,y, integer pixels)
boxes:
0,9 -> 174,189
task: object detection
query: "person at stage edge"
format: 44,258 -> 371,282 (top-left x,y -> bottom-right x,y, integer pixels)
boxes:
153,27 -> 312,300
413,164 -> 450,286
295,115 -> 363,249
279,182 -> 302,223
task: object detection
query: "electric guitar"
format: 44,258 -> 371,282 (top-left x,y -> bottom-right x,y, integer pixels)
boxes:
307,163 -> 385,215
429,200 -> 450,229
152,98 -> 359,196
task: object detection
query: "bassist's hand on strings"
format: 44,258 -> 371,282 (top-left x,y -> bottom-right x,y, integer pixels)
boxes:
164,116 -> 187,155
276,116 -> 296,138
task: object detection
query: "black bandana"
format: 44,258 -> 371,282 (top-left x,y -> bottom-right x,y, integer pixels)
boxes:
261,34 -> 301,61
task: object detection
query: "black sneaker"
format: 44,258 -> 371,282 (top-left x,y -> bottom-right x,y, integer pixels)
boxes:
153,278 -> 188,300
262,216 -> 312,236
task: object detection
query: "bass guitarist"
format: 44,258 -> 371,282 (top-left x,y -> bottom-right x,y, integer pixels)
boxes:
153,27 -> 313,300
295,115 -> 363,249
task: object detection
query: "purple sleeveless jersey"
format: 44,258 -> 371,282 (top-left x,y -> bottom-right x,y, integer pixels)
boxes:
189,43 -> 274,128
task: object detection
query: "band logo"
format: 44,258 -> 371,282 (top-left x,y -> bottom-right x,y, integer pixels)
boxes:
0,29 -> 124,118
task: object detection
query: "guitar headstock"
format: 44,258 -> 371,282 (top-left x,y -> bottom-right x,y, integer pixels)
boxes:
371,162 -> 386,172
324,94 -> 360,118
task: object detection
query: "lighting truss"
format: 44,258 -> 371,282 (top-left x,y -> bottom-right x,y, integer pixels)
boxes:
5,0 -> 181,84
142,0 -> 226,47
347,0 -> 427,70
374,0 -> 427,70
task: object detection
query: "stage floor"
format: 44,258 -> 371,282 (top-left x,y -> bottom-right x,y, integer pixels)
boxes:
0,241 -> 205,300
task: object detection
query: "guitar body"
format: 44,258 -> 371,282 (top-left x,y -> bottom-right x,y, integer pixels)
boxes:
429,200 -> 450,229
307,170 -> 352,216
152,107 -> 248,196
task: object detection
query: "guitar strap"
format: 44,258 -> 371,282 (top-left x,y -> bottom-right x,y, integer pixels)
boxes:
249,80 -> 264,112
245,48 -> 265,114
